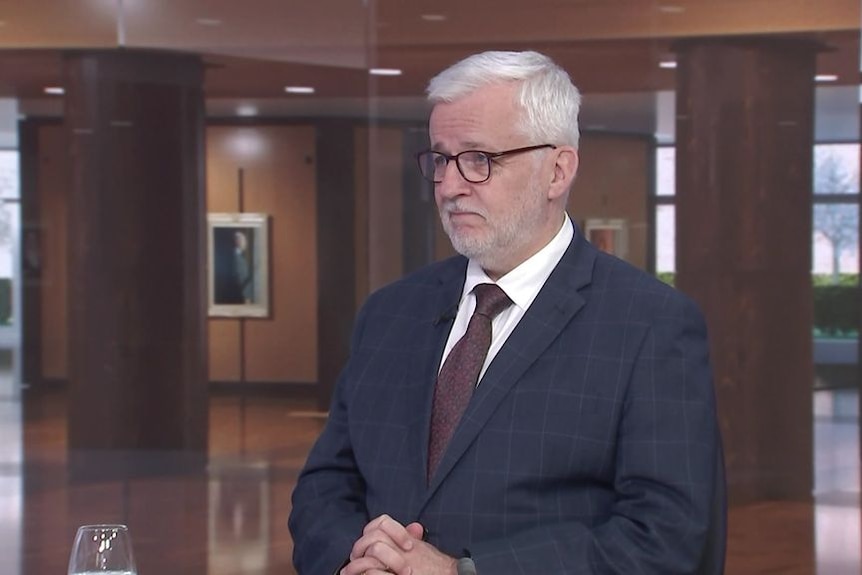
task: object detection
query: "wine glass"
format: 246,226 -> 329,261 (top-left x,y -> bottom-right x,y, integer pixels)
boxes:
67,524 -> 137,575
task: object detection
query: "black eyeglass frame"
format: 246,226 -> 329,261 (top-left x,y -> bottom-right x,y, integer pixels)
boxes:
416,144 -> 557,184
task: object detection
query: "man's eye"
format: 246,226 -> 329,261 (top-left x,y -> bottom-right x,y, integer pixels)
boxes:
463,153 -> 487,166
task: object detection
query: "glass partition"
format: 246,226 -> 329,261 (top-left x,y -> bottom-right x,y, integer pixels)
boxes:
0,1 -> 859,573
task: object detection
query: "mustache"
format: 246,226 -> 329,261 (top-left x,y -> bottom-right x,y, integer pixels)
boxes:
440,201 -> 487,219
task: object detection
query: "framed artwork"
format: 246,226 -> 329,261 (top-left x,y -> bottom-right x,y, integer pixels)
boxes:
584,218 -> 628,260
207,213 -> 270,318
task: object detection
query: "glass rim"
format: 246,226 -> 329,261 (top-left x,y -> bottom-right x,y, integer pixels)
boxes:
75,524 -> 130,531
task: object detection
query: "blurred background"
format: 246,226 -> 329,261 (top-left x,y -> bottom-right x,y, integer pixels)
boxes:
0,0 -> 859,573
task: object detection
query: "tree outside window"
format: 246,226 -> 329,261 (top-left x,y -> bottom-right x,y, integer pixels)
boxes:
813,149 -> 859,284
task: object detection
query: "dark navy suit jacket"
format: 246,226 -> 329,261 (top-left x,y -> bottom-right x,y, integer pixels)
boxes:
290,230 -> 724,574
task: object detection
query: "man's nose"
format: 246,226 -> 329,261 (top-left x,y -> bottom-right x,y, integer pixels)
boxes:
435,161 -> 469,198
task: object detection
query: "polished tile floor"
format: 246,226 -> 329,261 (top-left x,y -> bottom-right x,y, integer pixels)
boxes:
0,377 -> 860,574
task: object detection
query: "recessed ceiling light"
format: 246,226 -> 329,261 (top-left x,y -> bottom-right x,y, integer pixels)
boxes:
815,74 -> 838,82
369,68 -> 402,76
44,86 -> 64,95
236,104 -> 259,117
421,14 -> 447,22
658,5 -> 685,13
285,86 -> 315,94
195,18 -> 222,27
659,61 -> 677,69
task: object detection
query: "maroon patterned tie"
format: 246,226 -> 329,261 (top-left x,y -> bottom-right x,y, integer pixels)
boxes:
428,283 -> 513,481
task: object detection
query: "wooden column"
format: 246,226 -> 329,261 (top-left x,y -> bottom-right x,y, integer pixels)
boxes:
316,121 -> 357,410
675,38 -> 817,502
19,120 -> 47,387
64,50 -> 207,460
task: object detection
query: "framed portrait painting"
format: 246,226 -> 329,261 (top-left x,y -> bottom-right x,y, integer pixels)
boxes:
207,213 -> 270,318
584,218 -> 628,260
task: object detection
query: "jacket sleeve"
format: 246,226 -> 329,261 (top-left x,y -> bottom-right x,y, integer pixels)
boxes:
288,305 -> 371,575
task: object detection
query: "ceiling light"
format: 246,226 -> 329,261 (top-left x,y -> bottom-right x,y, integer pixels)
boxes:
815,74 -> 838,82
195,18 -> 222,26
236,104 -> 259,117
44,86 -> 64,95
369,68 -> 402,76
659,61 -> 677,69
421,14 -> 447,22
658,5 -> 685,13
284,86 -> 315,94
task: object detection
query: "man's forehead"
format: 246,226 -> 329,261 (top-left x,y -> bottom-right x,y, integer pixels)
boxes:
429,101 -> 513,144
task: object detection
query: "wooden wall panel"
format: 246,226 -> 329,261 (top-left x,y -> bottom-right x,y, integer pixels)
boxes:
367,127 -> 404,292
568,133 -> 650,270
206,126 -> 318,384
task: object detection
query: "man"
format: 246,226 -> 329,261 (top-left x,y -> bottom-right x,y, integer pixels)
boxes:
290,50 -> 724,575
233,230 -> 254,304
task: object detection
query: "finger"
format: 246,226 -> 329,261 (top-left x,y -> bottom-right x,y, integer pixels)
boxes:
351,527 -> 395,561
372,515 -> 415,552
362,514 -> 392,535
340,555 -> 389,575
354,516 -> 414,558
405,522 -> 424,540
364,540 -> 411,575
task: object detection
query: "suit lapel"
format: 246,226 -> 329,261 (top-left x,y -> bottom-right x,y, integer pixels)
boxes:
403,257 -> 467,497
422,234 -> 596,503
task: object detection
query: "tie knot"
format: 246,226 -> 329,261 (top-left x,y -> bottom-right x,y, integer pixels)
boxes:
472,283 -> 512,320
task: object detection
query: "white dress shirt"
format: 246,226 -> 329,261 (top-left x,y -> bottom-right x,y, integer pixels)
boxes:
439,215 -> 575,383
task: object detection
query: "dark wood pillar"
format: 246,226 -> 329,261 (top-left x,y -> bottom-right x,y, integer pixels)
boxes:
19,120 -> 48,387
675,38 -> 817,502
64,50 -> 207,458
402,126 -> 436,274
316,121 -> 357,410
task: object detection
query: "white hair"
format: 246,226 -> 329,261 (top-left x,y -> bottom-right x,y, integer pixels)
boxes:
426,51 -> 582,148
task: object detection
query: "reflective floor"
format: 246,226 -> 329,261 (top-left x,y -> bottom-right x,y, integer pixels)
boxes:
0,375 -> 860,574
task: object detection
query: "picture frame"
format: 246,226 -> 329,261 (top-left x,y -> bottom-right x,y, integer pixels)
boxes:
584,218 -> 628,260
207,213 -> 270,318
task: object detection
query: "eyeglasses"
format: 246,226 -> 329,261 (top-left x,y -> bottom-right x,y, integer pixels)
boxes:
416,144 -> 556,184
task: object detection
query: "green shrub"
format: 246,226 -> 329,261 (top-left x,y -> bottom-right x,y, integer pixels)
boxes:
813,274 -> 858,287
813,285 -> 858,338
0,278 -> 10,326
653,272 -> 859,338
656,272 -> 675,287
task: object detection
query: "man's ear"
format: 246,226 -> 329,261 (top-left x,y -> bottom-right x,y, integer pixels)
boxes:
548,147 -> 578,200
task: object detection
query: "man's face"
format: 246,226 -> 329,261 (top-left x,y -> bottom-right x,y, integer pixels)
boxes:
234,231 -> 247,251
429,82 -> 558,279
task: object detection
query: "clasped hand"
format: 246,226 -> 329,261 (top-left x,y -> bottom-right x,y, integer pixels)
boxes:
340,514 -> 458,575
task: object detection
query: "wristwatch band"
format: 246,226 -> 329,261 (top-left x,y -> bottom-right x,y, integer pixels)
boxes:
456,557 -> 477,575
